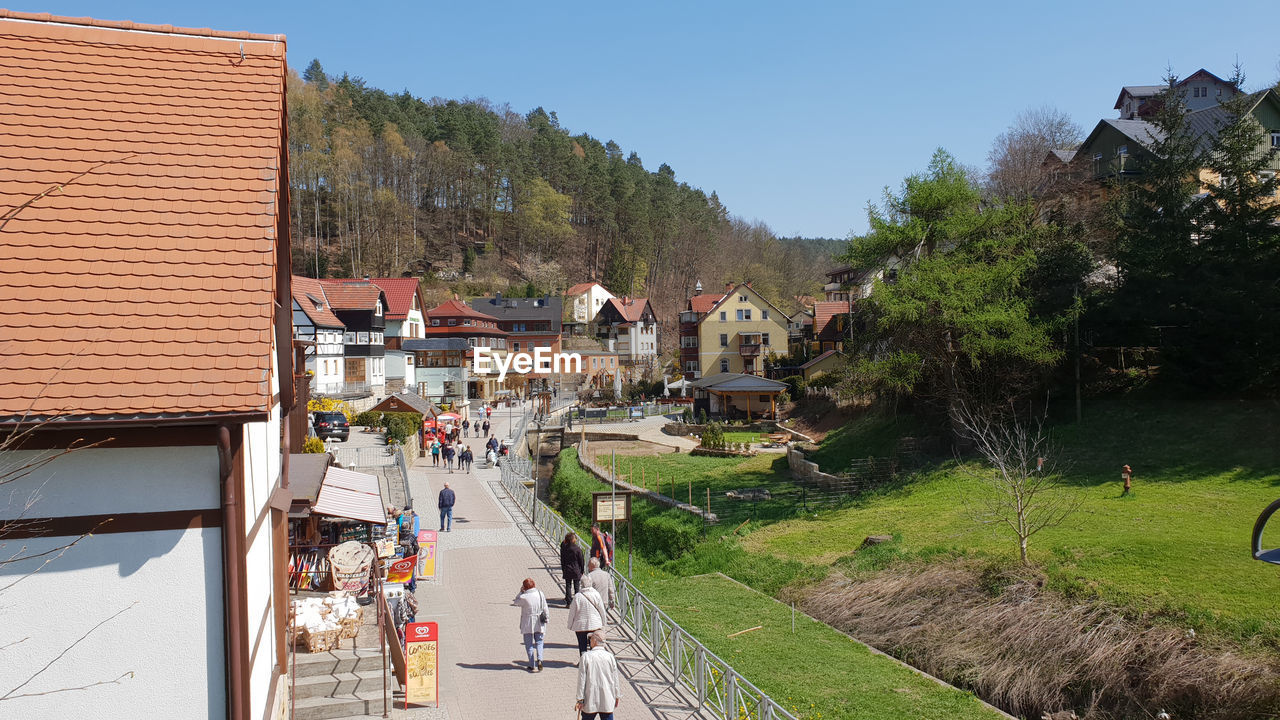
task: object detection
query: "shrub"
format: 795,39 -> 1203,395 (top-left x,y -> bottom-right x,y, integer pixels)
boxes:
700,422 -> 725,450
697,409 -> 708,424
682,407 -> 693,423
780,374 -> 806,398
382,412 -> 422,445
308,397 -> 354,421
354,410 -> 383,428
301,436 -> 326,453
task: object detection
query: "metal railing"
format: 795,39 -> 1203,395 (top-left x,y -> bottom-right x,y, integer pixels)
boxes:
330,443 -> 396,468
498,460 -> 797,720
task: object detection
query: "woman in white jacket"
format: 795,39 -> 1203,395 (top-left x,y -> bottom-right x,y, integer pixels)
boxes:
566,585 -> 607,655
513,578 -> 549,672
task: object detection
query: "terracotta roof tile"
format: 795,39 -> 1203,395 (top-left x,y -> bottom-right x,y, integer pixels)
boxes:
604,297 -> 653,323
689,294 -> 725,314
318,280 -> 385,311
291,276 -> 343,329
0,13 -> 286,421
814,301 -> 851,341
425,299 -> 501,322
566,282 -> 604,296
325,277 -> 420,320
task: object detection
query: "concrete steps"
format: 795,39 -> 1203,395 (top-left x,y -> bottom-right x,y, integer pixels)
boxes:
289,648 -> 392,720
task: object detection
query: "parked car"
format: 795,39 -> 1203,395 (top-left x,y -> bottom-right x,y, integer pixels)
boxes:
313,411 -> 349,441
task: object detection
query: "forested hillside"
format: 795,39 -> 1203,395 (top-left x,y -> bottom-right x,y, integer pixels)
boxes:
287,60 -> 840,333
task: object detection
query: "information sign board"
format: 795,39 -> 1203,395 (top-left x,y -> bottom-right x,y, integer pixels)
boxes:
417,530 -> 437,578
592,491 -> 631,522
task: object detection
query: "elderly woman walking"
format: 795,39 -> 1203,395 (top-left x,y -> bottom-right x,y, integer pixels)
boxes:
567,583 -> 607,656
513,578 -> 549,672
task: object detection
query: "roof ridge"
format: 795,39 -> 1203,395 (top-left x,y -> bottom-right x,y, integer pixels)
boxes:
0,9 -> 286,43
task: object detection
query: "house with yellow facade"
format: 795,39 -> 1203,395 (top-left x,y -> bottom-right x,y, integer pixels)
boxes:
679,282 -> 789,378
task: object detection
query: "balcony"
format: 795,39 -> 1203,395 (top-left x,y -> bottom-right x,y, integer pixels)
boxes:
738,343 -> 761,357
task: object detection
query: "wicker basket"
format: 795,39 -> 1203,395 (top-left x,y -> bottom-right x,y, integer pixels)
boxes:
301,626 -> 341,653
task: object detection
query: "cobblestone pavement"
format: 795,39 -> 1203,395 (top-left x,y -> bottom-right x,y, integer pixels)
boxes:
392,404 -> 711,720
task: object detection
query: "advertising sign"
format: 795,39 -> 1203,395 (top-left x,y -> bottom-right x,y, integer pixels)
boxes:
404,621 -> 438,708
416,530 -> 438,579
592,491 -> 631,522
387,555 -> 416,584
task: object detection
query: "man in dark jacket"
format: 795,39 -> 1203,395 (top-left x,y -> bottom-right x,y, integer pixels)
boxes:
560,533 -> 585,605
437,482 -> 455,532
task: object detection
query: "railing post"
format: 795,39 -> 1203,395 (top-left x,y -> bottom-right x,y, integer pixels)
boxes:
671,631 -> 682,683
726,671 -> 738,720
695,645 -> 706,708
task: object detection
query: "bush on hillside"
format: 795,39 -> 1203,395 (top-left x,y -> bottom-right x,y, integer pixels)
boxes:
354,410 -> 383,428
700,422 -> 725,450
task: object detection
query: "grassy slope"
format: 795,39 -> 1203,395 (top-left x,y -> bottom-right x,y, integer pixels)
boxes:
642,574 -> 1002,720
745,396 -> 1280,642
597,451 -> 799,524
551,452 -> 1004,720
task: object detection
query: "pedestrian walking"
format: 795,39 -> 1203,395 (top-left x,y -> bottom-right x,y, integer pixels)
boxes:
512,578 -> 549,672
583,557 -> 615,610
486,434 -> 499,454
430,438 -> 441,467
575,631 -> 620,720
567,585 -> 606,655
560,533 -> 585,605
485,405 -> 492,421
437,482 -> 455,532
460,445 -> 473,473
589,523 -> 614,570
482,419 -> 490,437
462,418 -> 470,437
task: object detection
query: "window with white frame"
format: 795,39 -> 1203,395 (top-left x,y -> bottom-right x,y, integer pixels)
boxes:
1271,131 -> 1280,148
432,318 -> 439,326
719,333 -> 728,347
719,359 -> 729,372
761,310 -> 769,320
719,311 -> 726,322
739,295 -> 747,302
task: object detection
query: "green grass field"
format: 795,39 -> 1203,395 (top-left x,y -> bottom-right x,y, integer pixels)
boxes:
641,574 -> 1003,720
599,451 -> 801,525
746,396 -> 1280,643
723,430 -> 761,444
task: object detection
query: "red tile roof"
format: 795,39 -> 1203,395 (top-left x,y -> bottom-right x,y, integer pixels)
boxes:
328,278 -> 419,320
426,299 -> 500,322
689,294 -> 725,314
814,301 -> 850,341
566,282 -> 605,296
604,297 -> 652,323
318,280 -> 384,311
292,276 -> 343,329
0,12 -> 287,422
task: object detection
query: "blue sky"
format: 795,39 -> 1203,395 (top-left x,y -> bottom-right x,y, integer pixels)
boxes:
32,1 -> 1280,238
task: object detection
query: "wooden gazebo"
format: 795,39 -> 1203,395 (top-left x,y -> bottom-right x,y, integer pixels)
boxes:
689,372 -> 788,421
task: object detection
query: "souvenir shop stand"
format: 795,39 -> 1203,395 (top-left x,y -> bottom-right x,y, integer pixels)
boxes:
286,455 -> 398,717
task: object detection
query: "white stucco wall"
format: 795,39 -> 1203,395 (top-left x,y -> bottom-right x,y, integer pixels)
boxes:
0,446 -> 225,719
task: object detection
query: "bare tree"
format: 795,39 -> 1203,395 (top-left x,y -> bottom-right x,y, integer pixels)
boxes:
953,404 -> 1078,565
986,106 -> 1083,203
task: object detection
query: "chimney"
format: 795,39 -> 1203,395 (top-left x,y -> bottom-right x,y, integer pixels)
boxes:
746,281 -> 752,289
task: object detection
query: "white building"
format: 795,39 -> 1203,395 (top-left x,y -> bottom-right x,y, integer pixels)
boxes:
565,281 -> 615,324
292,275 -> 346,395
0,13 -> 293,720
594,297 -> 660,375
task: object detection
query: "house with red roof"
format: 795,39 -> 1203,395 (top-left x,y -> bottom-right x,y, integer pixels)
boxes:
319,280 -> 389,398
678,281 -> 728,379
565,281 -> 614,325
594,296 -> 660,377
292,276 -> 346,394
326,277 -> 427,392
0,12 -> 294,720
422,299 -> 508,401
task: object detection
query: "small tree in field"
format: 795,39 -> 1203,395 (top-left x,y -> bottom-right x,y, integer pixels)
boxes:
953,405 -> 1077,565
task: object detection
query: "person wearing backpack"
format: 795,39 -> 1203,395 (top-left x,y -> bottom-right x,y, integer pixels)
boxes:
513,578 -> 549,672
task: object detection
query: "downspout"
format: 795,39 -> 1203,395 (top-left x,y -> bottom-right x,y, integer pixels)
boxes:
218,424 -> 248,720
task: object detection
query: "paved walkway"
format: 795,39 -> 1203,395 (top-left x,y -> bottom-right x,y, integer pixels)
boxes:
393,404 -> 711,720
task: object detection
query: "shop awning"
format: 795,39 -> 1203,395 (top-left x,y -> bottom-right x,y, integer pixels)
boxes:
312,466 -> 387,524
